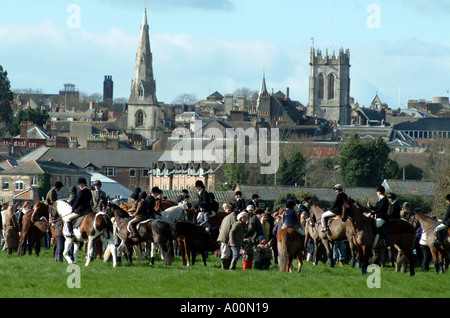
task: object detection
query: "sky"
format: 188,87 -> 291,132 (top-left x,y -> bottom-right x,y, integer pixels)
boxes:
2,0 -> 450,108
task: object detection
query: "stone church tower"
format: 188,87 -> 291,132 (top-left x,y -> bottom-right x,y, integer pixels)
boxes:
127,9 -> 159,141
306,48 -> 351,125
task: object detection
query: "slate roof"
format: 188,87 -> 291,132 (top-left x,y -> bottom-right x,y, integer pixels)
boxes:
20,146 -> 164,168
0,160 -> 89,177
393,118 -> 450,131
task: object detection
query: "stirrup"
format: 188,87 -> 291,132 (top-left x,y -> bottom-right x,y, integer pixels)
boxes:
321,226 -> 328,232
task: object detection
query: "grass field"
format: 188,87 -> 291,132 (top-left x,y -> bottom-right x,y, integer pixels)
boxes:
0,248 -> 448,299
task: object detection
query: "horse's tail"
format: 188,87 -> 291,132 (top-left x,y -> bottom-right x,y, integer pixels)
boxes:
277,230 -> 288,272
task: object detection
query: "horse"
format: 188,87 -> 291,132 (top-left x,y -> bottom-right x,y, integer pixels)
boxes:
155,199 -> 178,213
172,221 -> 219,266
409,212 -> 449,274
342,199 -> 416,276
308,205 -> 358,267
17,201 -> 49,256
159,201 -> 189,225
105,202 -> 174,266
53,200 -> 117,267
277,227 -> 304,273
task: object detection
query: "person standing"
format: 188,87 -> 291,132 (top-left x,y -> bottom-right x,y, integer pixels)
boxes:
67,186 -> 78,206
217,207 -> 237,270
91,180 -> 107,211
434,194 -> 450,247
229,211 -> 248,270
4,205 -> 20,254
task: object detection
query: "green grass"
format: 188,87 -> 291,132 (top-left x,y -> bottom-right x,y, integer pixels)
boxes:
0,248 -> 448,298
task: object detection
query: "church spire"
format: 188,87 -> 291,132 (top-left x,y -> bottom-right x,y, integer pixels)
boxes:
129,8 -> 157,105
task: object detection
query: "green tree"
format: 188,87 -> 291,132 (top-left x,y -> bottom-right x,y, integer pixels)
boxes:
277,150 -> 305,186
9,108 -> 50,136
37,172 -> 52,200
340,135 -> 391,187
0,65 -> 14,136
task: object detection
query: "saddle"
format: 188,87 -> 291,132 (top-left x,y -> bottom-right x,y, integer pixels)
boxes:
63,215 -> 87,238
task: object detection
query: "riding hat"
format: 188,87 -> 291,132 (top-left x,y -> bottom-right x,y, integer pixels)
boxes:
54,181 -> 64,188
77,177 -> 87,185
94,180 -> 102,186
387,193 -> 396,200
333,184 -> 343,191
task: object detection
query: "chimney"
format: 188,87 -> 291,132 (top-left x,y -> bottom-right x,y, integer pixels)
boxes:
286,87 -> 290,99
89,102 -> 94,110
20,121 -> 27,138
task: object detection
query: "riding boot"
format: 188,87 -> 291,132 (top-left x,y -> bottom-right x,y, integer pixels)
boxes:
434,230 -> 443,247
229,258 -> 237,271
65,222 -> 74,238
321,216 -> 329,232
378,224 -> 388,247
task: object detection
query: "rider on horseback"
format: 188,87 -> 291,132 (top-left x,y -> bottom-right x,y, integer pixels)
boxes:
434,194 -> 450,247
321,184 -> 348,232
282,200 -> 305,236
128,191 -> 149,242
65,178 -> 92,238
368,185 -> 389,247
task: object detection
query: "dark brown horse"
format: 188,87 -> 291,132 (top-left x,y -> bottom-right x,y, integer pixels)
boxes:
308,205 -> 358,267
342,200 -> 416,276
410,212 -> 449,273
52,200 -> 117,267
105,201 -> 174,266
17,201 -> 49,256
277,227 -> 304,273
172,221 -> 219,266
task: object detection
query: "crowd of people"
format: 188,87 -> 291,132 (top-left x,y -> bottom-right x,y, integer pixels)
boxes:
1,177 -> 449,273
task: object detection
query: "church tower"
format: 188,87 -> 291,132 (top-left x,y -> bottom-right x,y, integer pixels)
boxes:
306,48 -> 351,125
127,8 -> 159,141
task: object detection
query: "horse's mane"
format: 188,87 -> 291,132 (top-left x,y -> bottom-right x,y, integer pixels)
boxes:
109,202 -> 131,219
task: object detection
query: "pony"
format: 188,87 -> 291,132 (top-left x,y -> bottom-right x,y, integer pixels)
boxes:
409,212 -> 449,274
18,201 -> 49,256
172,221 -> 219,266
277,227 -> 304,273
342,199 -> 416,276
105,202 -> 174,266
53,200 -> 117,267
308,205 -> 358,267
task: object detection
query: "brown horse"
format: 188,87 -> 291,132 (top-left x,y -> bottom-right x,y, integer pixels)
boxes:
277,227 -> 304,273
155,199 -> 177,212
342,200 -> 416,276
52,200 -> 117,267
308,205 -> 358,267
410,212 -> 449,273
17,201 -> 49,256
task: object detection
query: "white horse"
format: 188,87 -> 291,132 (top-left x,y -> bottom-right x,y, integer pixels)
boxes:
158,201 -> 189,225
55,200 -> 117,267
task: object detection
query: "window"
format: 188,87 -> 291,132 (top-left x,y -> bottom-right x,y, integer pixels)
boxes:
15,181 -> 24,191
137,111 -> 144,127
2,179 -> 9,190
86,167 -> 94,173
138,86 -> 144,98
106,168 -> 117,177
142,169 -> 149,177
318,74 -> 324,99
328,74 -> 335,99
129,169 -> 136,178
31,176 -> 37,186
